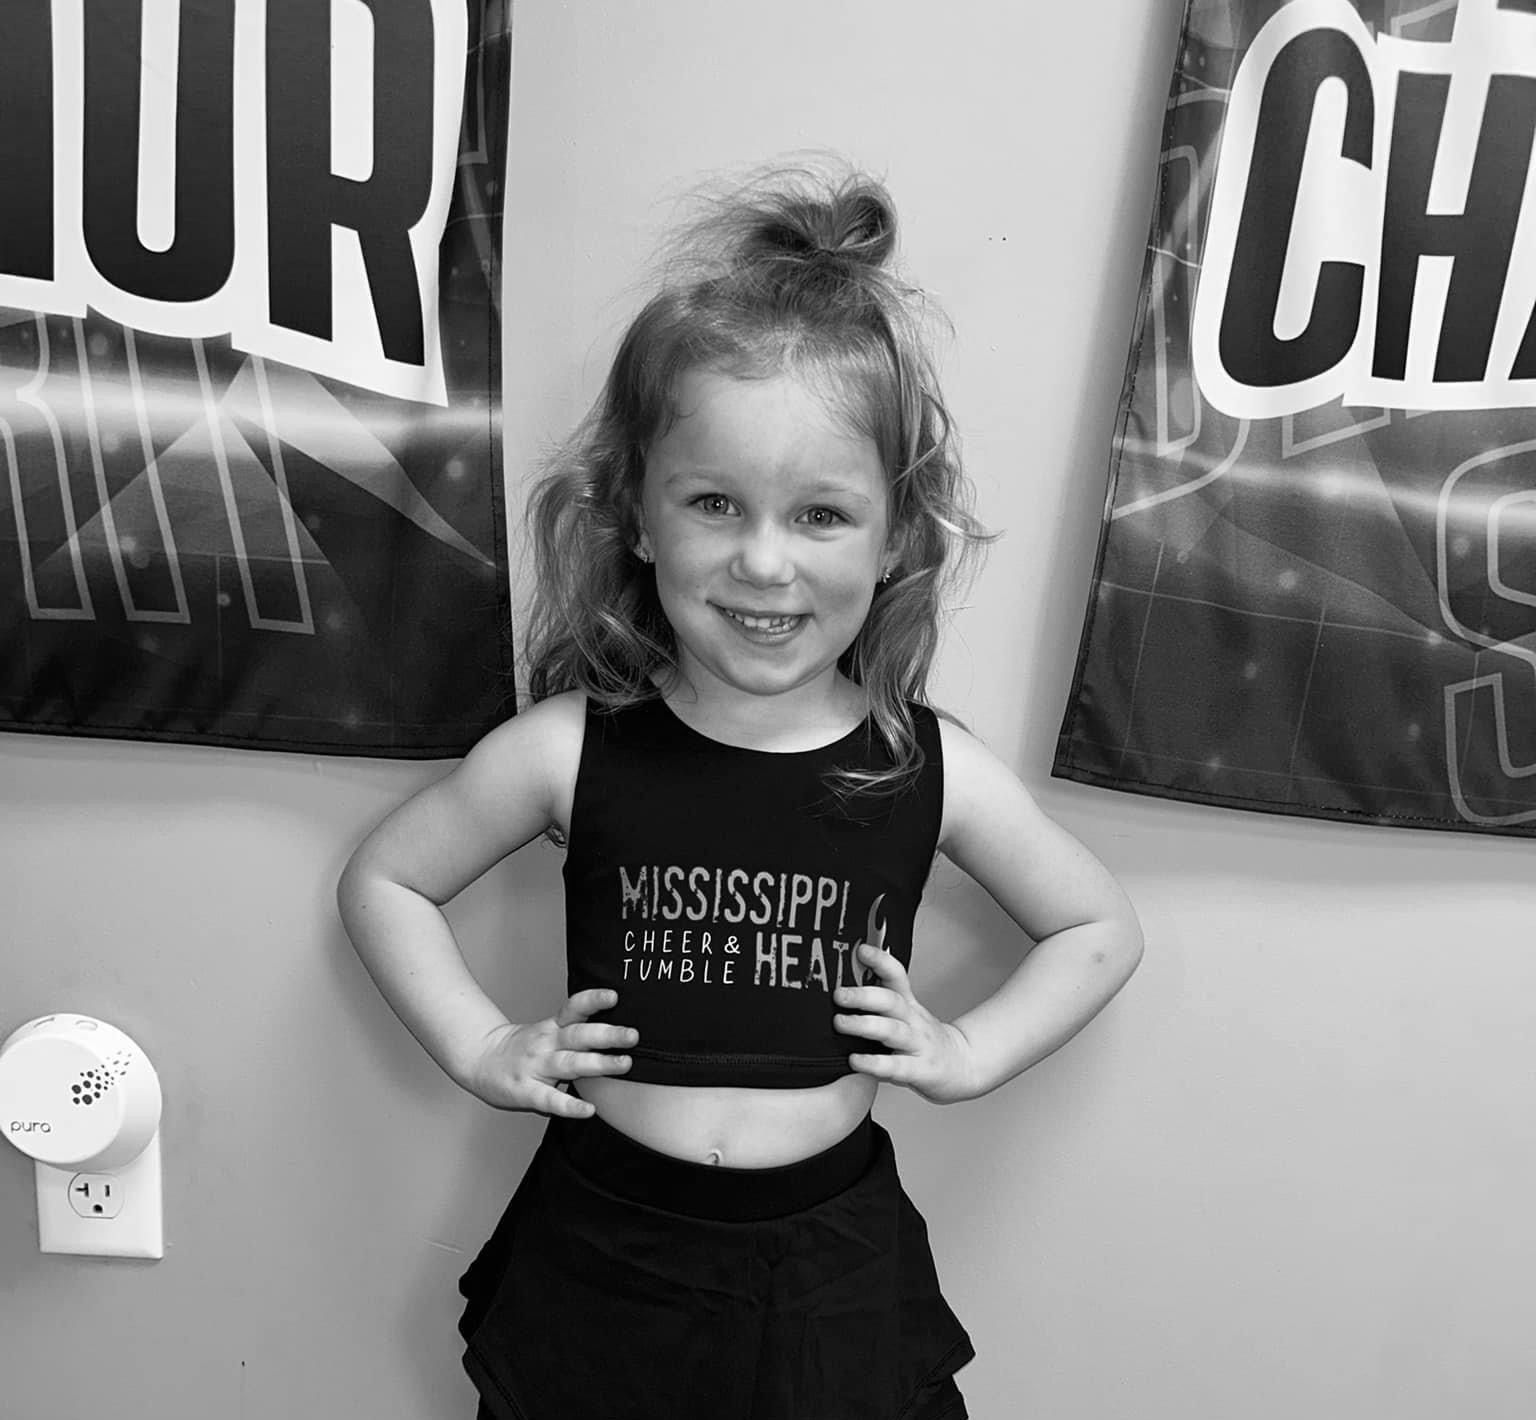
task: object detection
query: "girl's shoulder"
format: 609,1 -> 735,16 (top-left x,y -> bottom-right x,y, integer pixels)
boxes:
929,705 -> 1016,764
931,711 -> 1139,950
455,689 -> 589,836
466,688 -> 587,766
932,712 -> 1042,856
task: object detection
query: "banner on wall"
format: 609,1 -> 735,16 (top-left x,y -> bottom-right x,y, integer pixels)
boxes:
0,0 -> 513,757
1055,0 -> 1536,836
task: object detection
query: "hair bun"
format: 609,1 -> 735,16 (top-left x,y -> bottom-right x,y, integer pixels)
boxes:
747,176 -> 897,270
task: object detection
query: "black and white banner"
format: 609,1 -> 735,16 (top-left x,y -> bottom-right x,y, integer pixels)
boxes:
0,0 -> 512,756
1056,0 -> 1536,835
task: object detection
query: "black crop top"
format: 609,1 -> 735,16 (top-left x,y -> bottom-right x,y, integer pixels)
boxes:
564,695 -> 945,1087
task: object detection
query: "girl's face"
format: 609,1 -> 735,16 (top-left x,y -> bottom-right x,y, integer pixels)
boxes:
638,367 -> 893,712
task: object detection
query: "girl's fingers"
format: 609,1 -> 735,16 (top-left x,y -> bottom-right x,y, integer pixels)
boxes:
563,1021 -> 640,1051
554,1049 -> 633,1078
833,1012 -> 905,1046
539,1083 -> 597,1119
855,943 -> 906,982
556,988 -> 619,1026
848,1052 -> 907,1081
833,984 -> 902,1014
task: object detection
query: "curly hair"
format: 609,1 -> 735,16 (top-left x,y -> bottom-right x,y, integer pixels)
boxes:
522,161 -> 992,798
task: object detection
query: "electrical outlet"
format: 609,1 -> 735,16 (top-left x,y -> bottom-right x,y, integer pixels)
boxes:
67,1173 -> 125,1219
36,1134 -> 162,1258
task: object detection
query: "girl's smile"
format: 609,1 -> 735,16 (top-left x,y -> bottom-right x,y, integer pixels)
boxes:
639,367 -> 892,719
715,606 -> 807,642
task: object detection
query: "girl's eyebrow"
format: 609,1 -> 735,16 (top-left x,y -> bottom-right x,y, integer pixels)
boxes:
661,469 -> 874,506
807,485 -> 874,507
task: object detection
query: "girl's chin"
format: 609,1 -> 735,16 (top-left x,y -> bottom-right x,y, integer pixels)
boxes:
679,645 -> 841,700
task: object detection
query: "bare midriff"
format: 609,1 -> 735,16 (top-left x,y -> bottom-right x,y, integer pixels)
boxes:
572,1072 -> 878,1169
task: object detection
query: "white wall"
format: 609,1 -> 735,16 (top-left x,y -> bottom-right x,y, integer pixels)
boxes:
5,2 -> 1535,1417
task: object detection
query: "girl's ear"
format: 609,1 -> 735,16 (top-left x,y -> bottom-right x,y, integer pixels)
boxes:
625,475 -> 652,562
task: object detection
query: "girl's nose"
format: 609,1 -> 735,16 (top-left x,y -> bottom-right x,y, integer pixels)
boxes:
730,523 -> 795,586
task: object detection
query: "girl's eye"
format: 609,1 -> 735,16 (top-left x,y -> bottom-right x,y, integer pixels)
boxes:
691,493 -> 735,515
802,506 -> 847,528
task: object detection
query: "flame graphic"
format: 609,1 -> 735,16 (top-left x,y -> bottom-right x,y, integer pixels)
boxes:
863,893 -> 887,952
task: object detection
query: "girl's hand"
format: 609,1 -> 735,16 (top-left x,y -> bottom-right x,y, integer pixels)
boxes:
833,943 -> 980,1104
462,989 -> 636,1118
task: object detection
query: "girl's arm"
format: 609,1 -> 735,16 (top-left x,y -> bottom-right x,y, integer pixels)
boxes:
934,718 -> 1143,1097
834,718 -> 1143,1101
336,691 -> 635,1115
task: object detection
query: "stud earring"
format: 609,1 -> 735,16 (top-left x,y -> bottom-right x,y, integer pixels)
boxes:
879,566 -> 894,583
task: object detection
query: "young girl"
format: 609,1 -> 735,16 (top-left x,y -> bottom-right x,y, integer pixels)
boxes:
338,164 -> 1142,1420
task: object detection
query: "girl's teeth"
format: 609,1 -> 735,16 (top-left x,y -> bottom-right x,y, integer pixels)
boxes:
727,610 -> 799,631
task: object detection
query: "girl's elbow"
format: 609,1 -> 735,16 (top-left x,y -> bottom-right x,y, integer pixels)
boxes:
1126,925 -> 1146,977
335,849 -> 382,923
1088,911 -> 1143,988
335,857 -> 363,923
1112,913 -> 1145,984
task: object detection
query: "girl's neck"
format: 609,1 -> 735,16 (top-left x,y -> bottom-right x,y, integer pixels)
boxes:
655,670 -> 868,753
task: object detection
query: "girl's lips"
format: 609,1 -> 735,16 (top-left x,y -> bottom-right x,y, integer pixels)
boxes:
714,606 -> 807,640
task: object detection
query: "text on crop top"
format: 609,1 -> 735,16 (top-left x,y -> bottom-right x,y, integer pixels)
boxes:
562,695 -> 945,1087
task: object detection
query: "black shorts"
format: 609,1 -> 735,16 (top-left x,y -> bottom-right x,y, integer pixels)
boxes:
458,1110 -> 974,1420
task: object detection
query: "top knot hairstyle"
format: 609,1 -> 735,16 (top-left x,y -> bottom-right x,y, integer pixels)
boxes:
731,181 -> 895,267
523,162 -> 993,799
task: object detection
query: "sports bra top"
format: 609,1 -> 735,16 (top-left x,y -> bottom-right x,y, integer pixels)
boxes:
563,694 -> 945,1087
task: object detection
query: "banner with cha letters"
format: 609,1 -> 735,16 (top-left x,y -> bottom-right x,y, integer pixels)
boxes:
1055,0 -> 1536,835
0,0 -> 512,756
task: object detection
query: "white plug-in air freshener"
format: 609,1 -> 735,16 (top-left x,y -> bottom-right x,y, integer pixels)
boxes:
0,1015 -> 163,1258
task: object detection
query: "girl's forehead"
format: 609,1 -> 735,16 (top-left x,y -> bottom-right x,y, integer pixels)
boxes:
672,366 -> 838,415
656,368 -> 880,464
